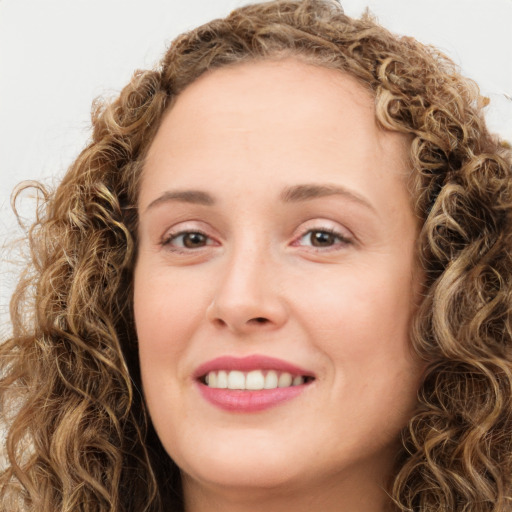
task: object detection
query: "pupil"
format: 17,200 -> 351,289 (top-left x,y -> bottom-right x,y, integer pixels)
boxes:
312,231 -> 334,246
184,233 -> 206,248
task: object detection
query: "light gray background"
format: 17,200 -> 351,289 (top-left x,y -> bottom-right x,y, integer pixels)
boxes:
1,0 -> 511,336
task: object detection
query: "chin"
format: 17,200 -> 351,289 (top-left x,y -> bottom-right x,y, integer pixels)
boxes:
191,463 -> 295,491
172,434 -> 308,492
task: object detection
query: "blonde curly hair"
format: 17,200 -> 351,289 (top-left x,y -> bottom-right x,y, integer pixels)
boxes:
2,0 -> 512,510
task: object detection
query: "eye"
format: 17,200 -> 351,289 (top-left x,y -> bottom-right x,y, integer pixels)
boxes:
163,231 -> 214,250
296,228 -> 351,249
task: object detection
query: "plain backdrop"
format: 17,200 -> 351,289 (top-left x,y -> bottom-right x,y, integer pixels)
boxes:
1,0 -> 511,335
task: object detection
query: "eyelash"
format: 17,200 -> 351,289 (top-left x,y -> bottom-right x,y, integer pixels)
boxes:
161,230 -> 215,253
161,227 -> 352,253
294,227 -> 352,250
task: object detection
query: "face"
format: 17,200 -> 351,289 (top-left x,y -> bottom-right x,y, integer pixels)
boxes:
134,59 -> 422,505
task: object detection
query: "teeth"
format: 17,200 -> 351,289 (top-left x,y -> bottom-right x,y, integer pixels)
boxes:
246,370 -> 265,390
278,372 -> 292,387
217,370 -> 228,389
205,372 -> 216,387
264,370 -> 278,389
228,370 -> 245,389
204,370 -> 309,390
293,375 -> 304,386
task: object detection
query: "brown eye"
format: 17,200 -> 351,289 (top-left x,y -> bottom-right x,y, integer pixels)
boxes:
165,231 -> 211,249
182,232 -> 207,248
310,230 -> 338,247
296,228 -> 350,250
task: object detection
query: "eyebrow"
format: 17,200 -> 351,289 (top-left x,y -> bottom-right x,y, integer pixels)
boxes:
280,184 -> 376,212
145,190 -> 214,212
144,183 -> 375,213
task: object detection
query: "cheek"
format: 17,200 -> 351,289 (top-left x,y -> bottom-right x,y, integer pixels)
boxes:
294,260 -> 415,342
134,264 -> 208,340
133,266 -> 207,442
290,258 -> 420,396
133,266 -> 210,394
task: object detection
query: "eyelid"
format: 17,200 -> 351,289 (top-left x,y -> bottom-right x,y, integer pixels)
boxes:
158,219 -> 353,253
290,220 -> 355,249
162,230 -> 210,246
160,221 -> 220,249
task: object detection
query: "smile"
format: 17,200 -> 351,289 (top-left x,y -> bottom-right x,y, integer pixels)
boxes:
203,370 -> 313,390
194,355 -> 316,412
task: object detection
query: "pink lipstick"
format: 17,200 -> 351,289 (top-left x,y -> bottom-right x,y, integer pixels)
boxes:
194,355 -> 315,412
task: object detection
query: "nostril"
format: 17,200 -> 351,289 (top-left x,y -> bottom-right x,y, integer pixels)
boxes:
251,317 -> 269,324
213,318 -> 227,328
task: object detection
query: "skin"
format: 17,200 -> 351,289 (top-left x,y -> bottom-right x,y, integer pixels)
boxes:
134,58 -> 423,512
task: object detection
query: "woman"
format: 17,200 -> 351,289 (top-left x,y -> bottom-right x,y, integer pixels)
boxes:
1,0 -> 511,510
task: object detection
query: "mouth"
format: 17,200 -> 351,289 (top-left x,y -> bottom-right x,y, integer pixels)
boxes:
194,355 -> 315,412
200,370 -> 315,390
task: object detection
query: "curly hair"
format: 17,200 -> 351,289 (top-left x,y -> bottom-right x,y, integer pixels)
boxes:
1,0 -> 512,510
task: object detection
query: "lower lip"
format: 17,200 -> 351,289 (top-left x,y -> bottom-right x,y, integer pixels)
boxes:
197,383 -> 307,412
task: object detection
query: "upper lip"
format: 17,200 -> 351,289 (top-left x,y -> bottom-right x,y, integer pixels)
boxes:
193,355 -> 315,380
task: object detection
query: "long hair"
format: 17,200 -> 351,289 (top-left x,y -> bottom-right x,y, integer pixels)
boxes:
1,1 -> 511,510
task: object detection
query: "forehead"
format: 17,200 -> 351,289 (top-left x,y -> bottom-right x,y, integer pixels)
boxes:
154,58 -> 378,145
141,58 -> 411,211
172,57 -> 374,110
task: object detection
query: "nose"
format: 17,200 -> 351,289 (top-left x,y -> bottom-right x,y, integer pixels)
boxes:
206,245 -> 288,334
